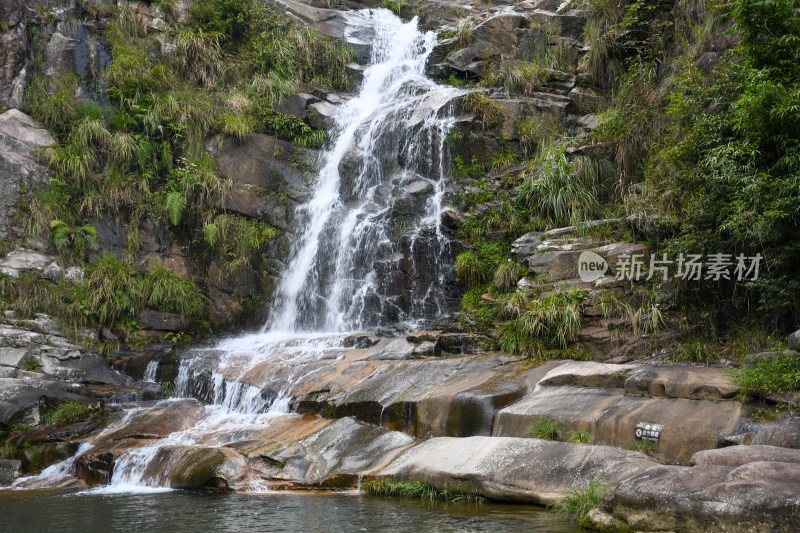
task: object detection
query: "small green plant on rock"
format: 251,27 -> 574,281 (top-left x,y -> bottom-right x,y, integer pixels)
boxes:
529,416 -> 562,440
568,429 -> 592,444
42,401 -> 90,425
555,474 -> 610,527
362,477 -> 484,503
19,355 -> 41,372
50,220 -> 98,262
463,92 -> 501,129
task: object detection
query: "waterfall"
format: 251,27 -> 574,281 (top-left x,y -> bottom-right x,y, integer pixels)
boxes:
143,360 -> 159,383
171,9 -> 465,412
266,10 -> 462,334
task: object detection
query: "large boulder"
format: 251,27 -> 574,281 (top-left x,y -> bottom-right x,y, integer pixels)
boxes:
598,461 -> 800,532
493,362 -> 743,464
379,436 -> 658,505
0,249 -> 61,281
728,417 -> 800,449
0,24 -> 27,108
0,110 -> 55,237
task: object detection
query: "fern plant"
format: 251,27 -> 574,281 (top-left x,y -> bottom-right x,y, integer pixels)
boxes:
50,220 -> 99,262
164,191 -> 186,226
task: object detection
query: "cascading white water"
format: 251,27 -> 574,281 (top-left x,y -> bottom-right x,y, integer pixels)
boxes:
267,10 -> 462,334
143,360 -> 159,383
18,10 -> 466,493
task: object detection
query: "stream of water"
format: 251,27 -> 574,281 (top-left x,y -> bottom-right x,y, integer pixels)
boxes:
0,491 -> 583,532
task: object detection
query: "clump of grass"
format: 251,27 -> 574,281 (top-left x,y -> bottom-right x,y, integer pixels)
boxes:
568,429 -> 592,444
456,242 -> 508,289
498,288 -> 587,358
727,352 -> 800,399
555,474 -> 610,526
19,355 -> 41,372
204,214 -> 280,276
517,112 -> 563,155
43,401 -> 90,425
362,477 -> 484,502
517,140 -> 599,227
0,444 -> 18,459
493,261 -> 527,292
529,416 -> 562,440
463,92 -> 501,129
144,266 -> 207,320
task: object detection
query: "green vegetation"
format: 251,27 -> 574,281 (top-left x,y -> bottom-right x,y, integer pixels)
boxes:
0,444 -> 18,459
568,429 -> 593,444
7,0 -> 352,340
463,92 -> 501,128
517,141 -> 603,228
728,352 -> 800,399
555,474 -> 610,527
590,0 -> 800,321
528,416 -> 563,440
19,355 -> 41,372
362,477 -> 484,503
50,221 -> 98,262
41,401 -> 90,425
498,289 -> 587,359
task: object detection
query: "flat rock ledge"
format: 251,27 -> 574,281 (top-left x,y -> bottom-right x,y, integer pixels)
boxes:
377,436 -> 658,506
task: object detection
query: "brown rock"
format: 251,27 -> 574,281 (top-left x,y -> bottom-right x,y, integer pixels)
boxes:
691,445 -> 800,467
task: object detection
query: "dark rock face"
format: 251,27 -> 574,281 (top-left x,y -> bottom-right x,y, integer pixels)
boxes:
208,134 -> 315,231
138,310 -> 190,332
0,458 -> 22,485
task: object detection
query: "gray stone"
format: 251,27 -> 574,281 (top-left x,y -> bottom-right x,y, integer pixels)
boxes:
788,329 -> 800,351
624,366 -> 739,401
691,445 -> 800,467
0,24 -> 26,107
274,93 -> 319,120
0,110 -> 55,237
379,436 -> 657,505
64,266 -> 85,282
307,100 -> 338,131
0,458 -> 21,485
568,87 -> 608,114
0,249 -> 61,281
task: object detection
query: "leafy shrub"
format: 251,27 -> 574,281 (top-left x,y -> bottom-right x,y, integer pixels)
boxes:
727,352 -> 800,399
143,266 -> 206,320
568,429 -> 593,444
50,220 -> 98,262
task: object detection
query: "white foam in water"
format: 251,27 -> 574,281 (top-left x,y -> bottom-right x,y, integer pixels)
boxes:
143,360 -> 159,383
26,9 -> 463,493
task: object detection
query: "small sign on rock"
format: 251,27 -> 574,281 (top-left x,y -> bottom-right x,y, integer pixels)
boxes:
635,422 -> 664,442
